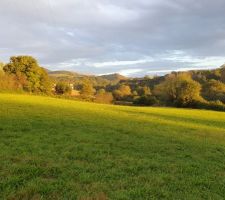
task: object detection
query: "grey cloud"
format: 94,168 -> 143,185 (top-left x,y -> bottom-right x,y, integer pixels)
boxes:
0,0 -> 225,76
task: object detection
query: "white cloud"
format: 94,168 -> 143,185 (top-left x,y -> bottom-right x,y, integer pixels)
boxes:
66,32 -> 74,37
90,58 -> 154,68
161,51 -> 225,68
118,68 -> 143,76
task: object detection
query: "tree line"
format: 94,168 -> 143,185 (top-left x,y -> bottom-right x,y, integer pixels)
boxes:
1,55 -> 225,111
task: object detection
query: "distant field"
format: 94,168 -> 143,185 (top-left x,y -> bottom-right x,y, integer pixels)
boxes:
1,93 -> 225,199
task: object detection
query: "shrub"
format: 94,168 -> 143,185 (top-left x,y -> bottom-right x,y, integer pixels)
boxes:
195,100 -> 225,111
134,95 -> 159,106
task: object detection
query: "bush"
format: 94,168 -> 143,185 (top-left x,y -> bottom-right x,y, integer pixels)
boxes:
195,100 -> 225,111
134,95 -> 159,106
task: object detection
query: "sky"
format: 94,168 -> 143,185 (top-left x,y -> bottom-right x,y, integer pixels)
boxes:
0,0 -> 225,77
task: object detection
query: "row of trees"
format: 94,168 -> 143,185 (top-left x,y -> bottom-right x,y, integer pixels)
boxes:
46,63 -> 225,110
54,72 -> 225,110
114,71 -> 225,111
1,55 -> 225,111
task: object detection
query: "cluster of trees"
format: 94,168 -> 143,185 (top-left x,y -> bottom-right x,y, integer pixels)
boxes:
115,69 -> 225,111
1,56 -> 52,94
1,55 -> 225,111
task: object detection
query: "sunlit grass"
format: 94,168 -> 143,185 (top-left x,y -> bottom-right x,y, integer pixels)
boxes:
1,93 -> 225,199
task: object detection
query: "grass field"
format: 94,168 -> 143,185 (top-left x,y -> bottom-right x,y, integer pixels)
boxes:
1,93 -> 225,199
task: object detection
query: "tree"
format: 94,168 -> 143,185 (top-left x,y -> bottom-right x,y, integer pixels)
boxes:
137,86 -> 151,96
97,88 -> 106,95
119,85 -> 131,96
112,89 -> 123,100
113,85 -> 131,100
153,74 -> 201,107
55,82 -> 72,95
3,56 -> 51,93
80,81 -> 95,96
202,80 -> 225,104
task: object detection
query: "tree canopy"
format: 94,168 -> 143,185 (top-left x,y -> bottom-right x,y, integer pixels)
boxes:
55,82 -> 72,95
154,74 -> 201,107
202,80 -> 225,104
3,56 -> 51,93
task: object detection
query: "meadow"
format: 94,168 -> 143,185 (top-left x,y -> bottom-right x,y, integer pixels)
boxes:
1,93 -> 225,199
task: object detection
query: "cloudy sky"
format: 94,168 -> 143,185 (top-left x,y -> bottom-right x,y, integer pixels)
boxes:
0,0 -> 225,76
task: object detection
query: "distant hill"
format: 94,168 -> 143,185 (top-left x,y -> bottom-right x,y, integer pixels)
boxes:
48,70 -> 80,77
99,73 -> 127,82
47,70 -> 127,85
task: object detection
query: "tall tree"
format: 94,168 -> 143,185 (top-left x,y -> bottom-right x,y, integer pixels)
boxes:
3,56 -> 51,93
80,80 -> 95,96
154,74 -> 201,107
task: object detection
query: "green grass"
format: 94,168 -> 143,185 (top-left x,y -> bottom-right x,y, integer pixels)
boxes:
1,93 -> 225,200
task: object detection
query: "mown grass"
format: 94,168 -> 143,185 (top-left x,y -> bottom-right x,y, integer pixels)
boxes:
0,93 -> 225,199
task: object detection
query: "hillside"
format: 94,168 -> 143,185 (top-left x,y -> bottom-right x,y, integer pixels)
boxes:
48,70 -> 80,77
1,93 -> 225,199
48,70 -> 127,85
98,73 -> 127,83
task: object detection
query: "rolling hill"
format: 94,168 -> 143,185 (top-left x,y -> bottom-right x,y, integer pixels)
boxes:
98,73 -> 127,82
48,70 -> 127,85
1,93 -> 225,199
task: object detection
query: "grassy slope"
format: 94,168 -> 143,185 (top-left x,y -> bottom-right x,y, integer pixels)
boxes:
0,94 -> 225,200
